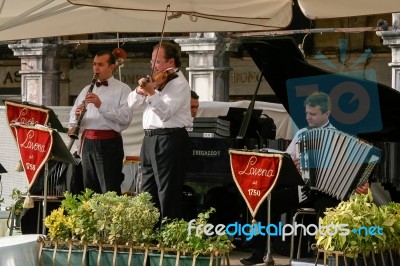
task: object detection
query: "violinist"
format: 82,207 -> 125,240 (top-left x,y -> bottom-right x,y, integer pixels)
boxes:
127,42 -> 191,221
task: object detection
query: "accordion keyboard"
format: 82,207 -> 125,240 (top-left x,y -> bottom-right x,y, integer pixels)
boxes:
296,128 -> 380,200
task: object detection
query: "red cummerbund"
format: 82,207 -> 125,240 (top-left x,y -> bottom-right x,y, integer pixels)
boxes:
83,129 -> 120,140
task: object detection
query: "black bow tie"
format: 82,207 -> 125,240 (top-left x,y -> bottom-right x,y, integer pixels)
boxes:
96,80 -> 108,87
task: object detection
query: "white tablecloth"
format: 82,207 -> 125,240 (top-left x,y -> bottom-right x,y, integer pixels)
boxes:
0,234 -> 42,266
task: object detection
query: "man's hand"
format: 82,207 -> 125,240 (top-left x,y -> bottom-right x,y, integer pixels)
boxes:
84,92 -> 102,108
138,77 -> 155,96
67,127 -> 76,137
75,103 -> 85,119
355,182 -> 369,195
135,85 -> 147,97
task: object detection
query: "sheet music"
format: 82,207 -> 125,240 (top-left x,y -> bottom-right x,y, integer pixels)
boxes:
259,148 -> 286,154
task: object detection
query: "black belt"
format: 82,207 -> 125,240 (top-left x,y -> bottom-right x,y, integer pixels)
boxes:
144,127 -> 182,137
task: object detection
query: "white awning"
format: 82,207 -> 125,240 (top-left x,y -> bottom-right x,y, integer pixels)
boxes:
1,0 -> 400,42
298,0 -> 400,19
0,0 -> 292,41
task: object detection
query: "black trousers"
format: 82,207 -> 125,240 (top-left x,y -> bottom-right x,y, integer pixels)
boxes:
81,136 -> 124,195
140,128 -> 189,221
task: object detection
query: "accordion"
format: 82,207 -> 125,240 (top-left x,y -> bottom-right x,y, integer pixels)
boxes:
296,128 -> 380,200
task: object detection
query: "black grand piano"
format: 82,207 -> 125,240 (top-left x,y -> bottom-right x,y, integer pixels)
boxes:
242,37 -> 400,199
185,37 -> 400,223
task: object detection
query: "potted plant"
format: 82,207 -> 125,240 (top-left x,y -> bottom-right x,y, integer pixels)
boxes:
42,189 -> 160,266
315,190 -> 400,265
6,188 -> 27,229
42,190 -> 234,266
9,188 -> 27,215
152,208 -> 234,266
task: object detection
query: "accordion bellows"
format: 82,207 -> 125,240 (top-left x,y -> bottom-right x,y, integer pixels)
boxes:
296,128 -> 380,200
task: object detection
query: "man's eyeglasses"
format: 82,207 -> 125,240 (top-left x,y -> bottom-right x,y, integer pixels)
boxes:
150,59 -> 169,65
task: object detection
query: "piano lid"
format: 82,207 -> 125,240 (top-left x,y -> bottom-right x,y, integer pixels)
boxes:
242,37 -> 400,141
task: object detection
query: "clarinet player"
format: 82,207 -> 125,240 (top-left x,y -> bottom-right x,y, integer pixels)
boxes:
68,50 -> 133,195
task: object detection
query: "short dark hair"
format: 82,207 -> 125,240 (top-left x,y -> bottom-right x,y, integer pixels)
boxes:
96,50 -> 116,65
304,92 -> 331,113
153,42 -> 182,67
191,90 -> 199,100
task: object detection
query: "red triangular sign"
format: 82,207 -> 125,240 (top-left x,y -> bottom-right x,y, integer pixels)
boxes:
14,125 -> 53,188
229,150 -> 283,219
5,101 -> 50,139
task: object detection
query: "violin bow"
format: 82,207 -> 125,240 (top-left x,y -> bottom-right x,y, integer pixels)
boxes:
151,4 -> 171,76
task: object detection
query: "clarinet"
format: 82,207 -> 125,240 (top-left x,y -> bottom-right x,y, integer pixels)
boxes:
69,73 -> 98,140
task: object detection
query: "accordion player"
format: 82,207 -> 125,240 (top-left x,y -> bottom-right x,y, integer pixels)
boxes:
296,128 -> 381,201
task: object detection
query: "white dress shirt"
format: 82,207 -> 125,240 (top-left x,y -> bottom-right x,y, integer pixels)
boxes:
69,76 -> 133,133
127,70 -> 191,129
286,121 -> 335,158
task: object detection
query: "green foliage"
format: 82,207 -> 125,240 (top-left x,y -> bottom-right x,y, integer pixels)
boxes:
60,189 -> 97,242
157,208 -> 234,256
377,201 -> 400,249
88,191 -> 159,244
316,189 -> 400,257
45,190 -> 233,258
158,217 -> 189,251
45,189 -> 160,244
7,188 -> 27,215
44,207 -> 73,240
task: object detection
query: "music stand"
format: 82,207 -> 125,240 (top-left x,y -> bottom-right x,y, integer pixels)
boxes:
41,129 -> 75,234
224,107 -> 263,138
3,100 -> 66,133
10,124 -> 75,235
0,163 -> 6,190
0,163 -> 6,174
4,100 -> 71,234
229,150 -> 304,265
266,153 -> 304,264
272,153 -> 304,186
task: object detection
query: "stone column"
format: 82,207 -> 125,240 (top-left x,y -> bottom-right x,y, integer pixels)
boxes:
8,39 -> 61,106
376,13 -> 400,92
175,33 -> 238,101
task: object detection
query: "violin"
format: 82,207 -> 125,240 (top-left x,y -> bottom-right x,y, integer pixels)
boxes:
142,68 -> 178,91
139,5 -> 177,93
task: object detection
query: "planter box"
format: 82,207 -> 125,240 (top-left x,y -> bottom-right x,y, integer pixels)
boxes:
321,250 -> 400,266
41,247 -> 88,266
327,255 -> 364,266
40,248 -> 146,266
148,253 -> 221,266
88,249 -> 145,266
39,241 -> 227,266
